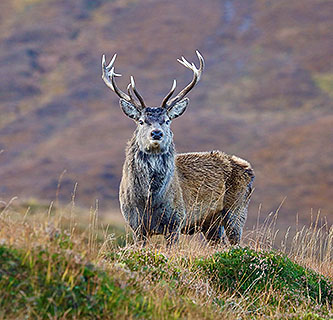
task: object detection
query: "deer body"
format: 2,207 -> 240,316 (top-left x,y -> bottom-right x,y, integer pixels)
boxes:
102,51 -> 254,245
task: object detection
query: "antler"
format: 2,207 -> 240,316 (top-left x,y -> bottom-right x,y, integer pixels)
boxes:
102,54 -> 146,110
161,50 -> 205,110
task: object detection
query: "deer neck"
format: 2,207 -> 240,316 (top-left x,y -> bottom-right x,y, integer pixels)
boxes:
126,135 -> 176,203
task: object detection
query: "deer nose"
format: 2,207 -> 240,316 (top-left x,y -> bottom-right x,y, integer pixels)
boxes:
151,129 -> 163,140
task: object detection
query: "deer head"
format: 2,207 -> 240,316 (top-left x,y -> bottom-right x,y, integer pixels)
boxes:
101,51 -> 204,154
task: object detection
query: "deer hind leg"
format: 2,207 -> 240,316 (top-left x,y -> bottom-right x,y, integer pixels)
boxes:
202,224 -> 226,246
221,207 -> 247,245
222,175 -> 253,245
201,215 -> 226,246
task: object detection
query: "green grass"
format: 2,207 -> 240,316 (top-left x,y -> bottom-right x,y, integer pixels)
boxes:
0,245 -> 155,319
0,241 -> 218,319
196,248 -> 332,313
3,241 -> 332,319
1,241 -> 332,319
0,206 -> 332,319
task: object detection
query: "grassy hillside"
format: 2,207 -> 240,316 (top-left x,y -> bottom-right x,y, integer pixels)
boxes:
0,0 -> 332,229
0,202 -> 332,319
0,2 -> 332,317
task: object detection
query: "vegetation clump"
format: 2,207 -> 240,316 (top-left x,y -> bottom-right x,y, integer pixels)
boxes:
196,247 -> 332,309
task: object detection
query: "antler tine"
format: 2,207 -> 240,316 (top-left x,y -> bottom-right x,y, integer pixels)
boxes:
195,50 -> 205,81
102,54 -> 143,109
127,83 -> 135,103
109,67 -> 131,101
102,54 -> 126,96
161,79 -> 177,109
165,51 -> 205,110
130,76 -> 146,109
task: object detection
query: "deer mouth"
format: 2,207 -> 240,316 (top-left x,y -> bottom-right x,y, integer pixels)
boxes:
144,140 -> 164,154
150,141 -> 162,153
151,141 -> 160,148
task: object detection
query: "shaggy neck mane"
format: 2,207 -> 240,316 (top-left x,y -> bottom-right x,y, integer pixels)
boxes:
126,135 -> 175,203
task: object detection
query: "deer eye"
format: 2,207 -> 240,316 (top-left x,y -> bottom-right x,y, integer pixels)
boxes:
138,120 -> 144,125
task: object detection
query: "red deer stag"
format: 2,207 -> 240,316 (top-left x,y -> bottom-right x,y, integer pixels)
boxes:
101,51 -> 254,246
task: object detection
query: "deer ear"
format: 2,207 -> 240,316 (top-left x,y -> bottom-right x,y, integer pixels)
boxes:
119,99 -> 141,120
167,98 -> 189,120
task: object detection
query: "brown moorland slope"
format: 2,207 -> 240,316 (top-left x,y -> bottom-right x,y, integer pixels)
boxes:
0,0 -> 332,229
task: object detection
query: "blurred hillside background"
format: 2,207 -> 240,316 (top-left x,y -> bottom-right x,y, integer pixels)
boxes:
0,0 -> 332,231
